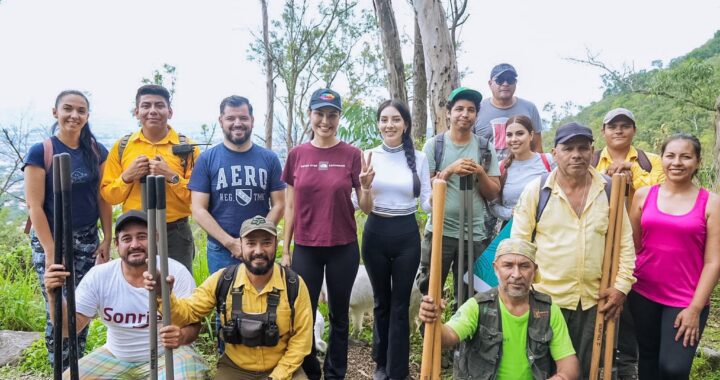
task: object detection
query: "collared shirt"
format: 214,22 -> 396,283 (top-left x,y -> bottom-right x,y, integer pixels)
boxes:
100,126 -> 199,222
511,168 -> 636,310
166,264 -> 313,380
595,146 -> 665,200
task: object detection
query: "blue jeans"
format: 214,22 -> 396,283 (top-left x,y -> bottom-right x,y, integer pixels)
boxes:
206,240 -> 242,275
206,240 -> 242,354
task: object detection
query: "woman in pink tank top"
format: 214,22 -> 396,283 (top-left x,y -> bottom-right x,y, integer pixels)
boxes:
628,134 -> 720,380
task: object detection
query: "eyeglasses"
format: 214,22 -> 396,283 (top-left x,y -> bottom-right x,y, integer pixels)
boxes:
494,76 -> 517,85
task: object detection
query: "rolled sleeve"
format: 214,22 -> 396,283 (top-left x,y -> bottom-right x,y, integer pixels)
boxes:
100,141 -> 133,205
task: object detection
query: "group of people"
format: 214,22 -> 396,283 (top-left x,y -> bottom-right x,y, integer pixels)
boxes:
22,62 -> 719,380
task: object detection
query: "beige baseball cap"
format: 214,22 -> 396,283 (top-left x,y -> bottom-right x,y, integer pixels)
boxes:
239,215 -> 277,237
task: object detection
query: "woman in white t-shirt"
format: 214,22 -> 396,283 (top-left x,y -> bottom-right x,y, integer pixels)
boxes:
356,99 -> 431,380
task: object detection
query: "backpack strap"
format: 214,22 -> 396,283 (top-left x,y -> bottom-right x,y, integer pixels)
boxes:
281,265 -> 300,334
499,159 -> 506,176
42,138 -> 54,172
532,173 -> 552,242
434,133 -> 445,174
215,264 -> 240,328
539,153 -> 552,172
591,150 -> 601,168
118,133 -> 132,163
635,149 -> 652,172
177,133 -> 191,176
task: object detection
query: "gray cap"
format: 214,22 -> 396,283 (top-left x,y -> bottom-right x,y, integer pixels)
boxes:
490,63 -> 517,80
115,210 -> 147,233
603,108 -> 636,125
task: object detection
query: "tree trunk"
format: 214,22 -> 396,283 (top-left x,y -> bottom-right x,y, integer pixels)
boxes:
413,0 -> 459,135
714,95 -> 720,182
373,0 -> 407,104
261,0 -> 274,150
412,15 -> 428,142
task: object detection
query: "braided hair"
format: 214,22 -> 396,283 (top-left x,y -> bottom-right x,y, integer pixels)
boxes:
499,115 -> 534,199
377,99 -> 420,197
53,90 -> 100,178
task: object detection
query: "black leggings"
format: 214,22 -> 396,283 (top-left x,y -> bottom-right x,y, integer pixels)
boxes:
292,242 -> 360,380
628,290 -> 709,380
362,213 -> 420,380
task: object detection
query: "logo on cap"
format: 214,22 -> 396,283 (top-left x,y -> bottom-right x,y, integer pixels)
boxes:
319,93 -> 335,101
250,216 -> 266,225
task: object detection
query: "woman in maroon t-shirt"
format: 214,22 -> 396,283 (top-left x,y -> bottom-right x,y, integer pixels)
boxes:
281,88 -> 374,379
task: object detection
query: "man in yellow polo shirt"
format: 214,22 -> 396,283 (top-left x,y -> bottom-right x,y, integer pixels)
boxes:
101,84 -> 199,272
512,122 -> 636,378
592,108 -> 664,380
418,238 -> 579,380
593,107 -> 665,202
144,216 -> 313,380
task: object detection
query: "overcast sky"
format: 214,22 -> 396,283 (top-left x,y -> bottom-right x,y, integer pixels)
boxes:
1,0 -> 718,141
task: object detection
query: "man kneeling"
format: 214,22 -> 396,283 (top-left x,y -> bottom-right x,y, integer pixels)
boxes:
145,215 -> 313,380
419,238 -> 580,380
45,210 -> 208,379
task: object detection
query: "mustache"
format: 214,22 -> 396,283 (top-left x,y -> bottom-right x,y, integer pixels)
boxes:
128,248 -> 146,254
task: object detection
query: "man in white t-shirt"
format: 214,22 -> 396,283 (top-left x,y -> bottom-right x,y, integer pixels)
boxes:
44,210 -> 208,379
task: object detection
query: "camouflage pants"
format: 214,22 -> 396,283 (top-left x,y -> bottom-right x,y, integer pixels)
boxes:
31,224 -> 98,371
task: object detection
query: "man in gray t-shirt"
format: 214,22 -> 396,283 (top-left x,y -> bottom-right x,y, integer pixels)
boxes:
474,63 -> 544,160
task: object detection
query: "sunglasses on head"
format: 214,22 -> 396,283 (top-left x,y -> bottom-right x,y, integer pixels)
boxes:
494,75 -> 517,85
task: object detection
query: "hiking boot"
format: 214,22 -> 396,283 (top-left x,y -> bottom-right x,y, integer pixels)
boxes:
373,367 -> 389,380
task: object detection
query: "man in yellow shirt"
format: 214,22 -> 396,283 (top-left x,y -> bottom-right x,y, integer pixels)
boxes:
101,85 -> 199,272
592,108 -> 664,380
512,122 -> 636,378
593,108 -> 665,200
144,215 -> 313,380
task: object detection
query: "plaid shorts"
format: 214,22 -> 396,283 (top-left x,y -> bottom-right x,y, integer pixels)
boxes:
63,345 -> 209,379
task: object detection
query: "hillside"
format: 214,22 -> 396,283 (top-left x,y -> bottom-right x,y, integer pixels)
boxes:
547,30 -> 720,165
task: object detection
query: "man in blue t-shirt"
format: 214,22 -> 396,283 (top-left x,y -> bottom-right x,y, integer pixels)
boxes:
188,96 -> 286,274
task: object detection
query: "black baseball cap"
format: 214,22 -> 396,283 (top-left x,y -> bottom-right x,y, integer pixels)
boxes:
554,122 -> 594,146
490,63 -> 518,80
115,210 -> 148,234
309,88 -> 342,111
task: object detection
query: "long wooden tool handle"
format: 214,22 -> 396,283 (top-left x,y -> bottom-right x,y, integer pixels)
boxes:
589,174 -> 622,380
52,155 -> 64,380
146,176 -> 159,380
155,176 -> 174,379
457,176 -> 466,305
59,153 -> 79,380
421,180 -> 447,380
603,174 -> 627,380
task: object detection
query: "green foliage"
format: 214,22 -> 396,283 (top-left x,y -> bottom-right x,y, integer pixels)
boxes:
17,338 -> 51,375
248,0 -> 385,148
337,101 -> 381,150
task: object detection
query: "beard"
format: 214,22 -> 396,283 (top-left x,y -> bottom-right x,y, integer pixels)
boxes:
223,127 -> 251,146
245,253 -> 275,275
121,248 -> 147,267
502,282 -> 530,298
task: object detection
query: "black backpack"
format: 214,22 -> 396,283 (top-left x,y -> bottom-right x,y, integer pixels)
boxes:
214,264 -> 300,334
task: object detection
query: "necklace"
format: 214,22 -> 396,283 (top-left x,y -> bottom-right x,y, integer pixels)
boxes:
574,174 -> 590,217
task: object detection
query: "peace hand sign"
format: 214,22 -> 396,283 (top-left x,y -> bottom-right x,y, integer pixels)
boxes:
359,151 -> 375,190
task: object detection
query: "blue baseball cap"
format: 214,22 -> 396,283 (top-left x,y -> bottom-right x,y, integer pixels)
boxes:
309,88 -> 342,111
554,122 -> 594,146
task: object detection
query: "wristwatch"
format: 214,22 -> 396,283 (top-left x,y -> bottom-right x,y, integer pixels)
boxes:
168,174 -> 180,184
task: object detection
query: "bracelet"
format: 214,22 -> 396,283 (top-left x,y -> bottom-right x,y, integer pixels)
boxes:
361,186 -> 372,191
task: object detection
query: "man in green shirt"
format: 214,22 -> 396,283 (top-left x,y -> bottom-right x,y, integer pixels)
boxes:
419,238 -> 579,380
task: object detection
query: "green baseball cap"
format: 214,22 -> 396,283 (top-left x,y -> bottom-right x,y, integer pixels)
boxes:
447,87 -> 483,105
239,215 -> 277,237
